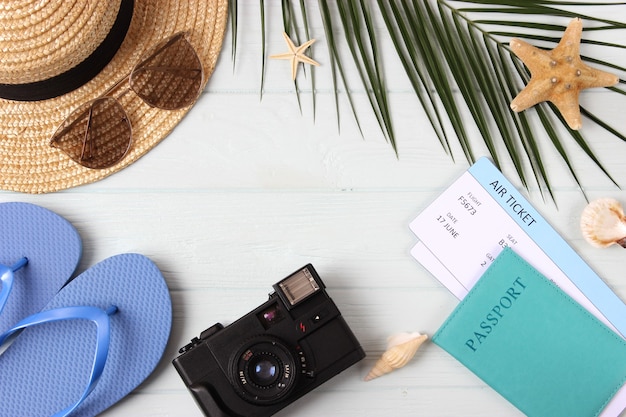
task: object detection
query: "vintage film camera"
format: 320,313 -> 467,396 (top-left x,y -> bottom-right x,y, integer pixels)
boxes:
173,264 -> 365,417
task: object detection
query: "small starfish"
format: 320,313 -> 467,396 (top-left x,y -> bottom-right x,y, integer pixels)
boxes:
270,32 -> 320,80
509,18 -> 619,130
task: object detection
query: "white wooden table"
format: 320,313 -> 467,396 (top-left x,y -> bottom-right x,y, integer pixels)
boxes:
4,2 -> 626,416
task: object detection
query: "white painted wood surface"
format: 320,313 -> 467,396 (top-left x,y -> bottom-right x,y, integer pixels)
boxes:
3,2 -> 626,416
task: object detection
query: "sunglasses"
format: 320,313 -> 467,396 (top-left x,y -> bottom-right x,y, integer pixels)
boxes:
50,32 -> 204,169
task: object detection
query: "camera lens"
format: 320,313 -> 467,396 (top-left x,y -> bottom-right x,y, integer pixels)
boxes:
231,337 -> 298,405
249,355 -> 279,386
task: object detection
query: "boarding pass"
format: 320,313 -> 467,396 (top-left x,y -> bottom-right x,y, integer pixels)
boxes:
409,157 -> 626,416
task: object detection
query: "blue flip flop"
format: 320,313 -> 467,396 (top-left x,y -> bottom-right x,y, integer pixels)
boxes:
0,202 -> 82,334
0,253 -> 172,417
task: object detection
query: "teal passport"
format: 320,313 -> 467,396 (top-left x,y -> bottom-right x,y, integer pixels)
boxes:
433,247 -> 626,417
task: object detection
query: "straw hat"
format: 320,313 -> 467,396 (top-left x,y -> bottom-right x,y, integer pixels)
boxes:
0,0 -> 228,193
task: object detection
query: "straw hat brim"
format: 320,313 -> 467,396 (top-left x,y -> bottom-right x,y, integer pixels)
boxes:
0,0 -> 228,193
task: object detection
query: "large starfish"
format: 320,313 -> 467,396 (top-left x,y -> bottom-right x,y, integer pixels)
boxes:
270,32 -> 320,80
509,18 -> 619,130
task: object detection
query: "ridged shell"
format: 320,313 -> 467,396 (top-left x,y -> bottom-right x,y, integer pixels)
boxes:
580,198 -> 626,248
364,332 -> 428,381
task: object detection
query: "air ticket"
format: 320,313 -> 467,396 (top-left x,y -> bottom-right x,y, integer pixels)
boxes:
409,157 -> 626,416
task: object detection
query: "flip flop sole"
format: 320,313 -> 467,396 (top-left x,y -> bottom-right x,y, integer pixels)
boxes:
0,253 -> 172,417
0,202 -> 82,333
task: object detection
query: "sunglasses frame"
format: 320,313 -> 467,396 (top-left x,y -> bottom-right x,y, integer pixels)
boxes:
50,32 -> 204,170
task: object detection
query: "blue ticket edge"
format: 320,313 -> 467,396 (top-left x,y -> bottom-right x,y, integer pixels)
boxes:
469,156 -> 626,337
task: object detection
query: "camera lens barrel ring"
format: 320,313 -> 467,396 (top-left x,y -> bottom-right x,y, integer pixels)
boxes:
232,336 -> 299,404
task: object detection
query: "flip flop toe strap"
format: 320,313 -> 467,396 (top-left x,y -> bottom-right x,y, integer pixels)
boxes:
0,304 -> 118,417
0,257 -> 29,315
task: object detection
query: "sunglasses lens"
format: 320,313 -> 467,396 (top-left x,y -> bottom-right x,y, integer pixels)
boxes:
130,33 -> 204,110
50,97 -> 132,169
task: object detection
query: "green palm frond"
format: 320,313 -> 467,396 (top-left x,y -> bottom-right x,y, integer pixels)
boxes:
231,0 -> 626,202
379,0 -> 626,201
279,0 -> 317,115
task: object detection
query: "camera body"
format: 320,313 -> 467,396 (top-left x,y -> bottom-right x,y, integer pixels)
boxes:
173,264 -> 365,417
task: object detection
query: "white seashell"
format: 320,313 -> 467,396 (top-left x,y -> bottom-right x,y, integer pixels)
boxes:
364,332 -> 428,381
580,198 -> 626,248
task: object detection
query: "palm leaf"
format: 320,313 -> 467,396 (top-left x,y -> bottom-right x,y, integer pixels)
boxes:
230,0 -> 626,202
378,0 -> 626,201
321,0 -> 397,150
281,0 -> 321,114
229,0 -> 238,68
298,0 -> 317,118
318,0 -> 365,136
